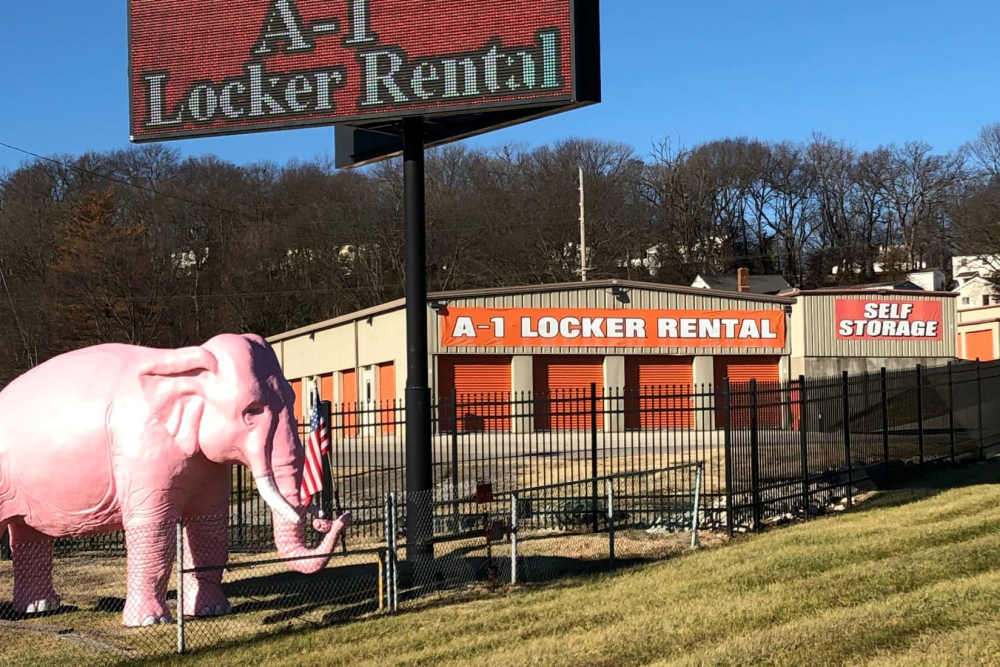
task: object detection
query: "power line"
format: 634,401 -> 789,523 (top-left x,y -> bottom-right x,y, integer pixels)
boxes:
0,284 -> 400,306
0,140 -> 495,237
0,140 -> 265,221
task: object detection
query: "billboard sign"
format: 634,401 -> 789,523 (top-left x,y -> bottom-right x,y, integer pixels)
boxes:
128,0 -> 600,144
835,299 -> 943,341
440,308 -> 786,349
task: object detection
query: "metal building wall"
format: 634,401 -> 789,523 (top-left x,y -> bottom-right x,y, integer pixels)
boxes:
429,285 -> 792,357
797,291 -> 956,358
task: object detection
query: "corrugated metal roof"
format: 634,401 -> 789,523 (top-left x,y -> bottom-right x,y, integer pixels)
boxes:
693,274 -> 790,294
786,288 -> 958,298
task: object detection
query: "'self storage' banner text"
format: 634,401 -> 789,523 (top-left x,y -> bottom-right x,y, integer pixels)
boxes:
835,300 -> 942,341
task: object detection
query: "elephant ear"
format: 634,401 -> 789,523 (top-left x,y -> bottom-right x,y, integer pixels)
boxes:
138,347 -> 218,457
242,333 -> 267,346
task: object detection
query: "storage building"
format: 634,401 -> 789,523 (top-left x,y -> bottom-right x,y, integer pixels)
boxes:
787,288 -> 957,377
267,280 -> 795,429
956,304 -> 1000,362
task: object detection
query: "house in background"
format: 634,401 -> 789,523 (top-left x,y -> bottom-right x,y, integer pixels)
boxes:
904,269 -> 947,292
691,268 -> 790,295
952,255 -> 999,310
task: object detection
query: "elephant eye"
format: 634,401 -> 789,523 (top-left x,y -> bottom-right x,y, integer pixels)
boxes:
243,402 -> 266,423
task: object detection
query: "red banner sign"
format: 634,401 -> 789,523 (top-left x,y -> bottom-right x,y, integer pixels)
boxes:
835,300 -> 943,341
129,0 -> 589,142
440,308 -> 786,349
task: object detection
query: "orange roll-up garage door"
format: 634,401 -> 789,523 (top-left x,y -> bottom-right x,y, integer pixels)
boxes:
625,357 -> 693,429
438,356 -> 512,431
289,379 -> 303,424
715,356 -> 781,427
533,356 -> 604,431
339,369 -> 357,436
378,362 -> 396,434
966,331 -> 996,361
319,374 -> 334,402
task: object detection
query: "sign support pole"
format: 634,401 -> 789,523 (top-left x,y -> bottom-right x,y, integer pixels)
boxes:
403,116 -> 434,565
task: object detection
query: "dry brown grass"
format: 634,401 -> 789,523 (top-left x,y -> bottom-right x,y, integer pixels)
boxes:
149,461 -> 1000,667
4,462 -> 1000,665
0,545 -> 385,665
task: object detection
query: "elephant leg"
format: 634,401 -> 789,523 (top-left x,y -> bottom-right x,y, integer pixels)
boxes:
182,513 -> 230,617
122,521 -> 175,627
9,521 -> 60,614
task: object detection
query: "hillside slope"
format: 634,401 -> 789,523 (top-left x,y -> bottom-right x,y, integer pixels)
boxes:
168,462 -> 1000,666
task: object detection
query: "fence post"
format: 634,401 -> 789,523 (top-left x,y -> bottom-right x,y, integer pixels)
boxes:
235,467 -> 244,546
916,364 -> 924,466
176,518 -> 185,655
723,377 -> 734,538
842,371 -> 853,510
391,493 -> 399,612
383,494 -> 391,612
319,401 -> 333,517
691,463 -> 702,549
606,479 -> 615,565
590,382 -> 599,534
749,379 -> 761,532
510,492 -> 518,585
948,362 -> 955,464
977,359 -> 985,460
798,375 -> 809,519
881,368 -> 889,470
384,493 -> 399,612
450,388 -> 460,530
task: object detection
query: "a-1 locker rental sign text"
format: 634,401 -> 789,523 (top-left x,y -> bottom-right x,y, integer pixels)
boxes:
129,0 -> 587,141
440,308 -> 786,349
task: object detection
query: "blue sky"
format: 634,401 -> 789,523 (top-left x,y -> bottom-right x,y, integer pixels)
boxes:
1,1 -> 999,173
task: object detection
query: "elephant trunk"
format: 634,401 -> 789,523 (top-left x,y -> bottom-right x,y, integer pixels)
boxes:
245,406 -> 303,525
251,407 -> 350,573
270,512 -> 349,574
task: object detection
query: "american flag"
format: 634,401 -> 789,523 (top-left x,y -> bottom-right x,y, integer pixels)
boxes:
300,389 -> 330,504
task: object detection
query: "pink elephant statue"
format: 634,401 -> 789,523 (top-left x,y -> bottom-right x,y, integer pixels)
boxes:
0,333 -> 350,626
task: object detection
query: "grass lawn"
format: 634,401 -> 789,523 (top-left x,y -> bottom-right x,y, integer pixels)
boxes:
6,461 -> 1000,665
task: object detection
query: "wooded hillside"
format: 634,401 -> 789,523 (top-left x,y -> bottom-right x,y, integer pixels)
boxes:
2,126 -> 999,384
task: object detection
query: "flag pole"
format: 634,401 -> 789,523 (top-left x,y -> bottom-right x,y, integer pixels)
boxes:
319,399 -> 333,518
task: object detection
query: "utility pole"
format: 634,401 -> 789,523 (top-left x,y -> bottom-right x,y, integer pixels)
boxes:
579,166 -> 587,282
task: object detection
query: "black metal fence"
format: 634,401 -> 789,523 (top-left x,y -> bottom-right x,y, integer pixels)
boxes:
322,382 -> 726,541
723,361 -> 1000,533
38,359 -> 1000,558
309,359 -> 1000,540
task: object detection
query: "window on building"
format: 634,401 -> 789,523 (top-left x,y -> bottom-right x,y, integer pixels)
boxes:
984,295 -> 991,306
963,297 -> 971,305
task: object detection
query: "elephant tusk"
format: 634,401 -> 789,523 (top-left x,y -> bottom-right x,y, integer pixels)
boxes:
254,475 -> 302,524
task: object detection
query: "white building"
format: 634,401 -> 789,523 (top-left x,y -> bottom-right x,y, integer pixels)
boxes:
905,269 -> 947,292
952,255 -> 999,310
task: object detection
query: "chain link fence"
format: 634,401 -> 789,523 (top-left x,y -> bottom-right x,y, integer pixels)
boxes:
510,463 -> 703,583
176,510 -> 384,654
1,521 -> 184,664
1,461 -> 697,662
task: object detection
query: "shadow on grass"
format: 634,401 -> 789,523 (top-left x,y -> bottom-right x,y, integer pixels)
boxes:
0,602 -> 80,621
125,536 -> 676,663
204,561 -> 382,625
853,457 -> 1000,513
394,539 -> 680,606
